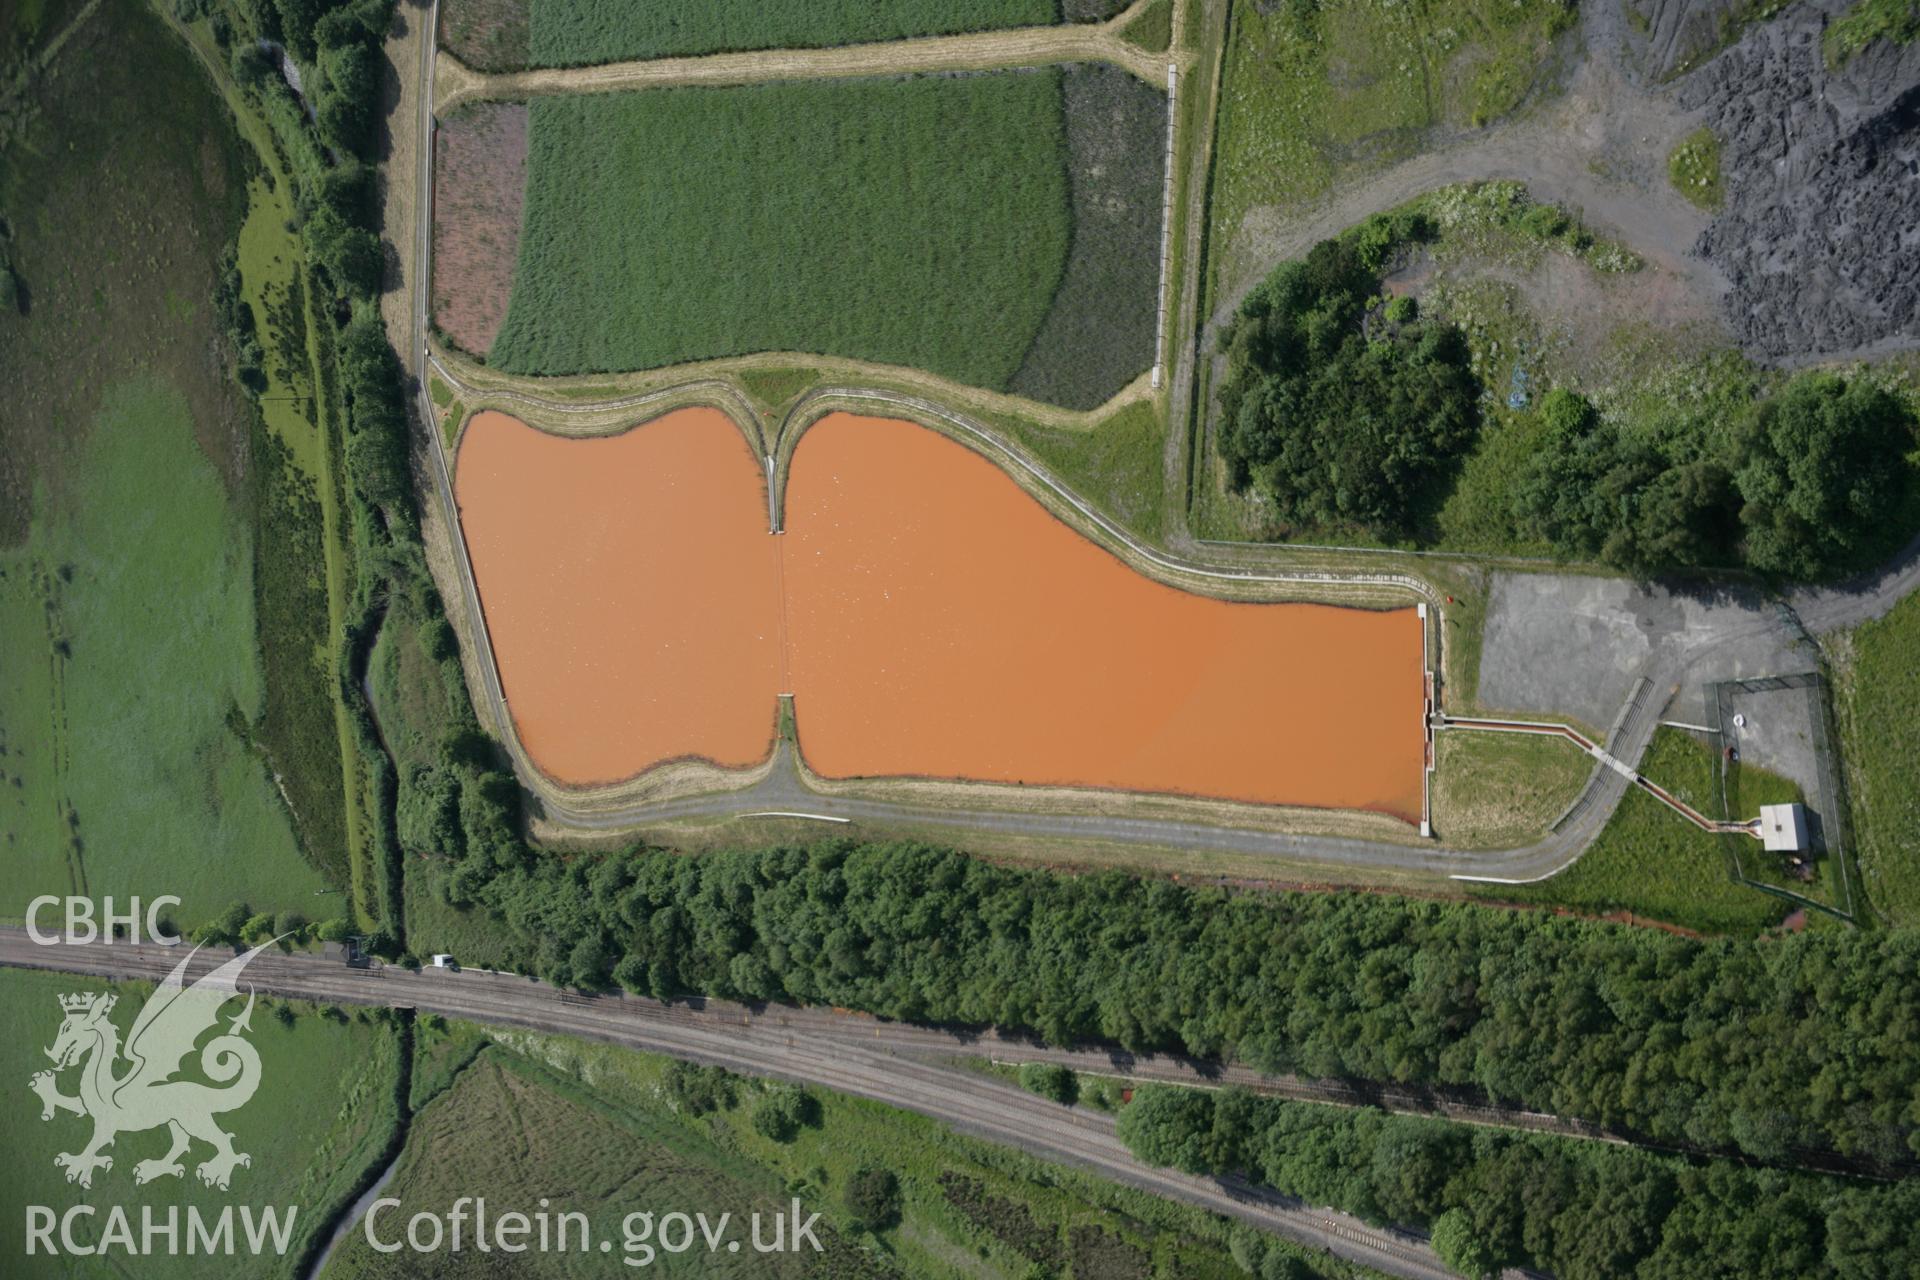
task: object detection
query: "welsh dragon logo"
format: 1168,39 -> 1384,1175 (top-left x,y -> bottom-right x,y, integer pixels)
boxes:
29,944 -> 271,1191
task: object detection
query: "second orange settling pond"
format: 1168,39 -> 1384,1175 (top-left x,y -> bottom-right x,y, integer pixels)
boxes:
456,409 -> 1427,822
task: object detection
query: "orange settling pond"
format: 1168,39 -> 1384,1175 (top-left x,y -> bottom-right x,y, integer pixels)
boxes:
456,409 -> 1427,821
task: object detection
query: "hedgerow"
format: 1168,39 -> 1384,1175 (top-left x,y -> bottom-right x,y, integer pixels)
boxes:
490,72 -> 1072,392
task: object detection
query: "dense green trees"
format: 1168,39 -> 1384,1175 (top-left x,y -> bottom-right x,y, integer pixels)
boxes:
1116,1086 -> 1920,1280
432,838 -> 1920,1166
1428,1209 -> 1495,1279
1217,230 -> 1478,539
842,1168 -> 901,1231
750,1084 -> 820,1142
1227,211 -> 1918,577
1736,374 -> 1914,578
1509,373 -> 1915,578
1016,1063 -> 1078,1104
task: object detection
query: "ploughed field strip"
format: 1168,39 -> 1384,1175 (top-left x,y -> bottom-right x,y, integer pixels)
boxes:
458,66 -> 1165,410
454,410 -> 1429,821
440,0 -> 1133,71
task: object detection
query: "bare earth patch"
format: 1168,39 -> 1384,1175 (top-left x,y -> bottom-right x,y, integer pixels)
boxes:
432,100 -> 528,357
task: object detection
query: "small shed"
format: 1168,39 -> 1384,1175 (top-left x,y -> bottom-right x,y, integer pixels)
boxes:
1759,803 -> 1809,853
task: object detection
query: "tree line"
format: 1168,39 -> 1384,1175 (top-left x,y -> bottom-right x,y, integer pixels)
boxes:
425,837 -> 1920,1169
1118,1084 -> 1920,1280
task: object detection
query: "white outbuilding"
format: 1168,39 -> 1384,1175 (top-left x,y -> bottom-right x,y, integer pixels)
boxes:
1758,803 -> 1809,853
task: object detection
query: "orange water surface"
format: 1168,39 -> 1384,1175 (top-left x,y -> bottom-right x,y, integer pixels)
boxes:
455,408 -> 1426,820
455,408 -> 781,783
784,414 -> 1426,820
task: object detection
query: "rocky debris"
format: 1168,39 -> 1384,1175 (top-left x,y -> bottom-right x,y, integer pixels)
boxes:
1680,0 -> 1920,361
1626,0 -> 1784,82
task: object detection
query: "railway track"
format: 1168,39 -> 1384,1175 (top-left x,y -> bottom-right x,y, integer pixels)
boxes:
2,930 -> 1453,1278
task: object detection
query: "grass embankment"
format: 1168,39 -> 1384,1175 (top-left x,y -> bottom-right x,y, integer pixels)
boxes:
1668,126 -> 1724,211
0,0 -> 338,925
1120,0 -> 1173,52
323,1025 -> 1348,1279
1430,731 -> 1591,849
442,0 -> 1060,71
1831,589 -> 1920,926
0,969 -> 403,1278
1003,398 -> 1168,541
1210,0 -> 1574,280
1472,729 -> 1792,933
488,66 -> 1165,409
427,371 -> 464,450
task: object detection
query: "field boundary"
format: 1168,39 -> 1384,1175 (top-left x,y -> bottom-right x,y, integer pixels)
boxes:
435,19 -> 1186,113
1707,672 -> 1861,923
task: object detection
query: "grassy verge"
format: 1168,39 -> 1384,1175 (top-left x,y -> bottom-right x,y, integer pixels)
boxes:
1120,0 -> 1173,51
1430,730 -> 1591,849
0,968 -> 403,1277
1471,729 -> 1790,933
1668,126 -> 1724,211
1001,398 -> 1168,541
1829,589 -> 1920,926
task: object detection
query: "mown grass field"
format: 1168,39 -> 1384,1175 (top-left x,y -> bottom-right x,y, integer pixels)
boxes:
0,969 -> 402,1278
1472,729 -> 1791,934
1431,730 -> 1591,849
0,0 -> 337,926
1209,0 -> 1575,292
354,1027 -> 1308,1280
487,68 -> 1164,408
1831,589 -> 1920,926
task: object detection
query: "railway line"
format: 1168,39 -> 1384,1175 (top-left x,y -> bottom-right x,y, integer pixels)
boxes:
1,929 -> 1455,1279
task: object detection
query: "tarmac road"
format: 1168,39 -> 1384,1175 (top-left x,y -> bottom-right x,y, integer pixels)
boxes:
1,928 -> 1453,1280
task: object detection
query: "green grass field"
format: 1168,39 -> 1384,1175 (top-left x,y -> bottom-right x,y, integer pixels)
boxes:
1832,590 -> 1920,926
0,968 -> 402,1278
1431,730 -> 1592,849
0,0 -> 348,927
1472,729 -> 1791,934
1209,0 -> 1574,292
489,70 -> 1161,407
0,382 -> 327,919
343,1027 -> 1329,1280
322,1049 -> 845,1277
